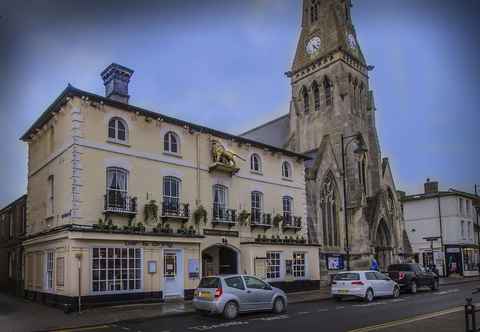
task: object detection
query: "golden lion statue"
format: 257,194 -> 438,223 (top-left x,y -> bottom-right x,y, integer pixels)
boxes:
211,140 -> 245,168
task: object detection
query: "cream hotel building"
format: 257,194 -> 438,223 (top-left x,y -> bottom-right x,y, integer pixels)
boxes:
21,64 -> 320,309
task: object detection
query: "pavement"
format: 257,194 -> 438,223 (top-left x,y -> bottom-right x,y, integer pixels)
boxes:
0,276 -> 478,332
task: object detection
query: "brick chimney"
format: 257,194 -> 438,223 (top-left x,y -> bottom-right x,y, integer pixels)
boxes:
101,63 -> 134,104
424,178 -> 439,194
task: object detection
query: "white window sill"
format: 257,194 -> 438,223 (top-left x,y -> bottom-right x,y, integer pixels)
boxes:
282,177 -> 293,182
163,151 -> 182,159
106,138 -> 130,147
250,170 -> 263,176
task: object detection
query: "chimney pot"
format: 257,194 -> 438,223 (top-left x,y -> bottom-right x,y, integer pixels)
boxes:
424,179 -> 439,194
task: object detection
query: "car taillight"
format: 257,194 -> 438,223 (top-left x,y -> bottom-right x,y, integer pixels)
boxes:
399,272 -> 405,280
351,281 -> 364,286
214,287 -> 223,298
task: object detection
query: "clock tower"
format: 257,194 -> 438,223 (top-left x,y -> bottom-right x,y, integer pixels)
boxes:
286,0 -> 408,278
242,0 -> 411,282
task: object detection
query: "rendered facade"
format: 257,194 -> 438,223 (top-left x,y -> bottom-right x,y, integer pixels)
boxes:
403,180 -> 480,277
20,64 -> 319,308
242,0 -> 411,283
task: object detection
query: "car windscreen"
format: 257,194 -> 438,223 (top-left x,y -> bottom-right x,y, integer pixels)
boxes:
334,273 -> 360,281
388,264 -> 413,272
198,277 -> 220,288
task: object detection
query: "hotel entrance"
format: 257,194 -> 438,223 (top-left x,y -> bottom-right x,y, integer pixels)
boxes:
202,245 -> 239,276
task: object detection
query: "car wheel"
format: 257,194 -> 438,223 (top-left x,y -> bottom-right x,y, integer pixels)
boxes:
392,286 -> 400,298
364,288 -> 374,303
223,301 -> 239,320
410,282 -> 417,294
272,297 -> 285,314
431,279 -> 439,291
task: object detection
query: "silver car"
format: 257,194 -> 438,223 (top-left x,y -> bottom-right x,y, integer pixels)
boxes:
193,275 -> 288,319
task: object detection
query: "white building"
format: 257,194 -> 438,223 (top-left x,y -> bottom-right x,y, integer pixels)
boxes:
402,180 -> 480,277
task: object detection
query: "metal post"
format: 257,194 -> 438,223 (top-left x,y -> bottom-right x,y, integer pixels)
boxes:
341,134 -> 350,271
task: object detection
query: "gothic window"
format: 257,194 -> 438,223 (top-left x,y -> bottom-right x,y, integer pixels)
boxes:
302,87 -> 310,113
310,1 -> 319,23
321,174 -> 340,247
387,189 -> 396,216
352,78 -> 358,112
358,155 -> 367,195
164,131 -> 180,154
323,77 -> 333,106
282,161 -> 292,179
359,82 -> 365,112
312,81 -> 320,112
250,153 -> 262,172
108,117 -> 128,143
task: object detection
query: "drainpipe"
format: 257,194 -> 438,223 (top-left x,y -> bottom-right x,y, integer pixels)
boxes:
195,133 -> 201,206
75,253 -> 82,313
436,194 -> 445,277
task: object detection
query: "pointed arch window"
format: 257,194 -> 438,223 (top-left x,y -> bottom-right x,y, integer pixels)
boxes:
321,174 -> 340,247
358,154 -> 367,196
108,117 -> 128,143
310,1 -> 319,23
312,81 -> 320,112
323,77 -> 333,106
164,131 -> 180,154
302,87 -> 310,113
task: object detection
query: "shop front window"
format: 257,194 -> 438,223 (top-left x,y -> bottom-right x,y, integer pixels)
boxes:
266,251 -> 281,280
293,252 -> 306,278
463,248 -> 479,272
92,247 -> 142,293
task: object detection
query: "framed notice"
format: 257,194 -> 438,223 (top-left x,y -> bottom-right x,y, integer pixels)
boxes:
188,258 -> 200,279
327,255 -> 344,270
148,261 -> 157,274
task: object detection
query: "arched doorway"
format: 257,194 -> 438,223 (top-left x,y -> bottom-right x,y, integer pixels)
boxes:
374,219 -> 393,271
202,245 -> 239,277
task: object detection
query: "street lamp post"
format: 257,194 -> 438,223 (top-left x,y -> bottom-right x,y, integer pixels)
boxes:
341,133 -> 368,271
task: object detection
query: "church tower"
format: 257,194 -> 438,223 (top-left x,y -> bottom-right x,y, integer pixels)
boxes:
285,0 -> 408,277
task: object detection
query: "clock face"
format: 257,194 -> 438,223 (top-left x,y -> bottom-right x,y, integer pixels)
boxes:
306,37 -> 321,56
347,34 -> 356,49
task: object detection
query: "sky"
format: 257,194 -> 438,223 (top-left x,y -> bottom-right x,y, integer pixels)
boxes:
0,0 -> 479,207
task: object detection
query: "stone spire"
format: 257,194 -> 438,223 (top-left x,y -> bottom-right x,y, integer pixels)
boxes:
291,0 -> 366,73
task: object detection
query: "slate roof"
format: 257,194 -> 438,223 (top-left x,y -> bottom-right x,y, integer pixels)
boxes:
20,85 -> 310,160
240,114 -> 290,149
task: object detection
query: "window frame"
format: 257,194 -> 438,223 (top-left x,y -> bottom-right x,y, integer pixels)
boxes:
224,276 -> 245,290
292,252 -> 306,279
91,247 -> 143,295
251,191 -> 264,223
163,176 -> 181,214
106,167 -> 129,210
282,196 -> 293,222
243,275 -> 268,290
266,251 -> 282,280
250,153 -> 262,173
45,251 -> 54,291
282,161 -> 292,179
107,117 -> 129,144
164,131 -> 180,155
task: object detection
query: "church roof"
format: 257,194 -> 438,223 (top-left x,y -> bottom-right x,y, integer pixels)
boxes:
240,114 -> 290,149
20,85 -> 310,160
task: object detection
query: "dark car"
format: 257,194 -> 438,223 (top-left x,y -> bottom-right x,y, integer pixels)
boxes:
387,263 -> 439,293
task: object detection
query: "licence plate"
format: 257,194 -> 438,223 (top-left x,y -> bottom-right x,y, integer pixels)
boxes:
338,289 -> 349,294
199,291 -> 212,300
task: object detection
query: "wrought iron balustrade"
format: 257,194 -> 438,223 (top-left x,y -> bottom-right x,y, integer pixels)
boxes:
104,192 -> 137,215
212,205 -> 237,225
162,199 -> 190,219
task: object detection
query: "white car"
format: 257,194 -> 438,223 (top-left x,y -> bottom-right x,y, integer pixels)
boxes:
331,270 -> 400,302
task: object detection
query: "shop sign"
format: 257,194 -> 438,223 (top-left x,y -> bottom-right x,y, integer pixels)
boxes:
148,261 -> 157,274
203,229 -> 239,237
446,247 -> 461,253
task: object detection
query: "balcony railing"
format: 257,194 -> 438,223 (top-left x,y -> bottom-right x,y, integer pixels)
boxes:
104,192 -> 137,215
161,199 -> 190,220
250,211 -> 272,228
282,214 -> 302,230
212,205 -> 237,226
